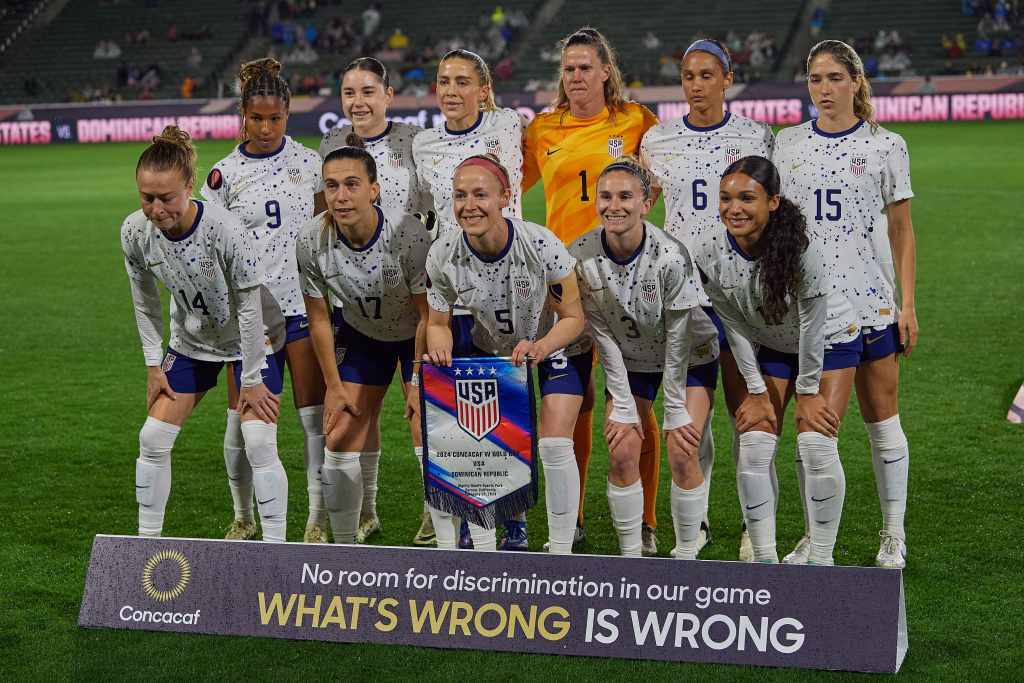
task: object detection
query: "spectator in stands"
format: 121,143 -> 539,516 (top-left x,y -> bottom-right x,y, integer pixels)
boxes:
810,6 -> 827,37
494,56 -> 514,81
491,5 -> 505,26
362,2 -> 381,37
141,64 -> 162,91
188,46 -> 203,69
918,75 -> 936,94
387,28 -> 409,50
181,75 -> 196,98
978,12 -> 996,39
93,40 -> 122,59
642,31 -> 661,51
167,24 -> 178,42
283,39 -> 318,65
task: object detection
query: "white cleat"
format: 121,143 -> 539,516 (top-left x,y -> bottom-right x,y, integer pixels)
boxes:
739,528 -> 754,562
641,524 -> 658,557
356,514 -> 381,543
225,519 -> 258,541
696,519 -> 711,555
875,531 -> 907,569
413,508 -> 436,546
782,535 -> 811,564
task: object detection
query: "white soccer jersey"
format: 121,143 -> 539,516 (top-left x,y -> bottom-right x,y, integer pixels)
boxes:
569,223 -> 718,372
320,121 -> 431,215
425,218 -> 574,355
412,108 -> 524,234
121,200 -> 271,363
774,119 -> 913,328
202,136 -> 323,317
296,206 -> 431,341
641,112 -> 774,308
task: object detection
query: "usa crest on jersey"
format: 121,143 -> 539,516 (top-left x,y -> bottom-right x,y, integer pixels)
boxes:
382,265 -> 402,289
455,375 -> 500,440
513,274 -> 533,302
640,279 -> 659,305
288,168 -> 303,184
388,151 -> 403,168
485,136 -> 502,156
198,257 -> 217,281
725,145 -> 742,164
850,155 -> 868,176
607,135 -> 624,157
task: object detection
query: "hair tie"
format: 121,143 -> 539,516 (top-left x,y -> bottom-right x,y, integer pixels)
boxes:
684,40 -> 731,73
456,157 -> 510,191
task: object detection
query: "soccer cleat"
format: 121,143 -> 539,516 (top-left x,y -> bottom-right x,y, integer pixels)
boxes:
542,523 -> 586,552
498,519 -> 529,551
739,526 -> 754,562
303,523 -> 328,544
356,514 -> 381,543
875,531 -> 907,569
413,509 -> 436,546
225,519 -> 258,541
458,519 -> 473,549
697,520 -> 712,554
782,535 -> 811,564
642,524 -> 658,557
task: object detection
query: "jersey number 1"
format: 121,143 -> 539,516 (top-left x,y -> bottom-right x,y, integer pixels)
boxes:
578,170 -> 589,202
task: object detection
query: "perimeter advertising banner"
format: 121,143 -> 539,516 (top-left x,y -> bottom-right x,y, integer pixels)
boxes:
5,76 -> 1024,145
79,535 -> 908,673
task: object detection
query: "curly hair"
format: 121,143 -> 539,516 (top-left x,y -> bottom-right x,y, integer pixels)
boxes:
722,156 -> 809,325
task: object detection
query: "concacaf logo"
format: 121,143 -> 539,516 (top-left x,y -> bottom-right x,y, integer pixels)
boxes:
142,549 -> 191,602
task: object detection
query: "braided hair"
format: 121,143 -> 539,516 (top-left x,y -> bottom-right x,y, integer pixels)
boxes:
237,57 -> 291,139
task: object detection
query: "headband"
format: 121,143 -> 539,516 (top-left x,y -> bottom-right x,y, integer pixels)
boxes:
456,157 -> 510,191
601,162 -> 651,197
684,40 -> 731,73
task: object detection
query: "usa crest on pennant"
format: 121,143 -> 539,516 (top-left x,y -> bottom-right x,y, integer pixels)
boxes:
456,376 -> 500,440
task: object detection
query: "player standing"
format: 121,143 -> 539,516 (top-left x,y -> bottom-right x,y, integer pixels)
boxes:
320,56 -> 434,546
203,58 -> 328,543
641,38 -> 775,560
523,27 -> 660,554
424,155 -> 587,554
123,126 -> 289,542
694,155 -> 861,564
570,158 -> 720,558
774,40 -> 917,569
296,136 -> 431,545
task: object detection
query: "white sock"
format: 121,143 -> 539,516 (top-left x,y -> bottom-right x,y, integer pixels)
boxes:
468,523 -> 496,551
607,479 -> 643,557
866,415 -> 908,541
321,449 -> 362,543
223,409 -> 253,524
296,405 -> 326,527
136,417 -> 179,537
428,505 -> 456,550
794,439 -> 809,534
698,409 -> 714,517
415,447 -> 429,514
736,431 -> 779,562
242,421 -> 288,543
539,437 -> 580,554
671,478 -> 708,560
798,431 -> 846,565
360,450 -> 381,518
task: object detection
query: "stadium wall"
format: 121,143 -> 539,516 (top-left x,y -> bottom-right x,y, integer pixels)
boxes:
3,76 -> 1024,145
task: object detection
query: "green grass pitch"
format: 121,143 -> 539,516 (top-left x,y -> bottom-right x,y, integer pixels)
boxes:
1,121 -> 1022,680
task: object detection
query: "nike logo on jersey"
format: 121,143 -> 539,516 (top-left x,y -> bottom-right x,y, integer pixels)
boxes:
457,286 -> 476,295
811,494 -> 836,502
299,319 -> 309,328
790,162 -> 804,171
546,148 -> 562,156
547,373 -> 568,380
883,455 -> 907,464
745,500 -> 768,510
865,334 -> 886,345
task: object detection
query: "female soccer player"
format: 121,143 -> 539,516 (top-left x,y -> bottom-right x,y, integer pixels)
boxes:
641,38 -> 775,560
413,49 -> 525,548
522,26 -> 661,555
424,154 -> 587,554
320,56 -> 433,546
693,155 -> 861,565
321,57 -> 431,215
296,134 -> 431,545
413,49 -> 523,235
202,58 -> 327,544
123,126 -> 289,542
774,40 -> 917,569
570,158 -> 720,558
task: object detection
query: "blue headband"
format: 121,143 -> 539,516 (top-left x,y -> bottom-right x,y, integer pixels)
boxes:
684,40 -> 731,73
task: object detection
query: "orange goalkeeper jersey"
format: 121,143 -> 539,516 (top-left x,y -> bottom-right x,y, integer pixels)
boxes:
523,101 -> 659,244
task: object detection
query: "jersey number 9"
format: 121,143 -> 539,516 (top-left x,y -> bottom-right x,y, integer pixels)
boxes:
265,200 -> 282,229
